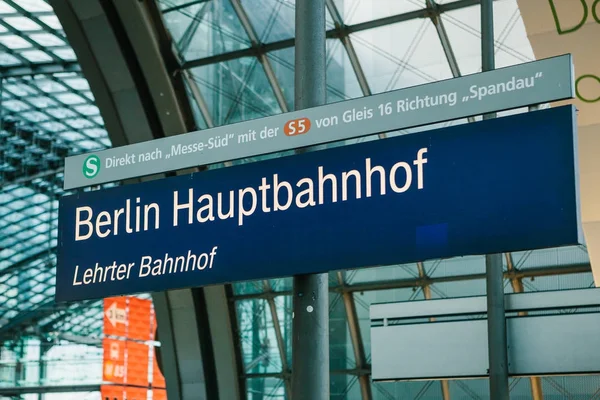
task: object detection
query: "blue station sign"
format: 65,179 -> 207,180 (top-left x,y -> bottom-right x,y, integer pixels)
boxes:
56,106 -> 582,302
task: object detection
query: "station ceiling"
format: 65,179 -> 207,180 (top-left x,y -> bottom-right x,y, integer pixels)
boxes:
0,0 -> 595,398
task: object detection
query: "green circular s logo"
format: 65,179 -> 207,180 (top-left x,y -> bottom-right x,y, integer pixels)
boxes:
83,155 -> 101,179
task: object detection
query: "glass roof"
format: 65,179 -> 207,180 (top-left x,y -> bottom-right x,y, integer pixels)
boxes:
0,0 -> 110,345
0,0 -> 596,398
157,0 -> 593,398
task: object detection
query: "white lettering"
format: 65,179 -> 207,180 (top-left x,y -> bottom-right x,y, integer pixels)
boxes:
173,189 -> 193,226
75,206 -> 93,241
238,187 -> 257,226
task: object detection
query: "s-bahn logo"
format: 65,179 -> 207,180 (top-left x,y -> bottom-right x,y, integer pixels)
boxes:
83,155 -> 101,179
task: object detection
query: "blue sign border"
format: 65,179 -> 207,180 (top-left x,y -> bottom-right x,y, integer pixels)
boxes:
56,106 -> 582,302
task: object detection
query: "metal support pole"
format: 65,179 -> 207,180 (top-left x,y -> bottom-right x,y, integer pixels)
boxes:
486,253 -> 509,399
482,1 -> 509,398
481,0 -> 496,121
291,1 -> 329,400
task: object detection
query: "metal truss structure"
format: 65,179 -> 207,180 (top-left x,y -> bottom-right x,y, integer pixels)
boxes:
0,0 -> 597,399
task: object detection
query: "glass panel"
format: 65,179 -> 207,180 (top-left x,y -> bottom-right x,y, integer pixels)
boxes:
448,379 -> 490,398
4,17 -> 41,31
350,18 -> 452,94
241,0 -> 295,42
267,39 -> 363,111
62,76 -> 90,91
18,0 -> 53,12
333,0 -> 423,25
245,377 -> 287,399
54,93 -> 85,105
27,96 -> 57,108
38,15 -> 62,29
265,47 -> 294,110
0,35 -> 31,49
0,52 -> 20,65
427,255 -> 486,279
325,39 -> 363,102
158,0 -> 200,11
73,104 -> 100,116
65,118 -> 95,129
429,278 -> 488,299
346,263 -> 418,284
165,0 -> 251,61
21,110 -> 49,122
373,380 -> 444,399
53,48 -> 77,60
333,375 -> 361,400
512,246 -> 589,270
443,1 -> 535,76
0,2 -> 108,334
240,0 -> 334,43
269,277 -> 292,293
20,49 -> 53,62
189,57 -> 281,126
234,280 -> 266,296
0,2 -> 15,13
492,0 -> 536,66
329,292 -> 354,371
237,298 -> 286,374
519,272 -> 594,292
542,375 -> 600,397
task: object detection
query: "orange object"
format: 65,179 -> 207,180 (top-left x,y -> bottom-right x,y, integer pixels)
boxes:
128,298 -> 152,341
126,341 -> 150,387
124,386 -> 148,400
104,297 -> 128,338
150,308 -> 166,388
152,389 -> 167,400
101,385 -> 124,400
150,310 -> 157,341
103,338 -> 126,384
284,117 -> 311,136
151,344 -> 166,388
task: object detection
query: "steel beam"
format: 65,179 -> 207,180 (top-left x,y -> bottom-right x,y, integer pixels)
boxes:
234,263 -> 592,300
176,2 -> 209,55
51,332 -> 102,346
426,0 -> 476,124
1,167 -> 65,188
0,62 -> 80,78
337,272 -> 372,400
163,0 -> 211,14
229,0 -> 288,113
181,0 -> 491,70
324,0 -> 386,143
0,384 -> 100,396
325,0 -> 371,97
427,0 -> 460,77
182,69 -> 215,128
